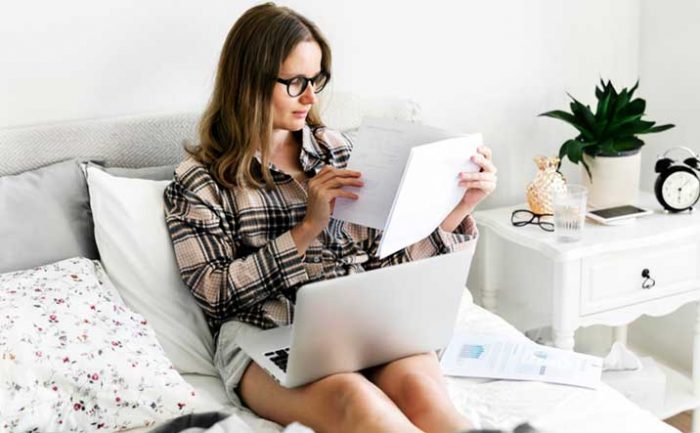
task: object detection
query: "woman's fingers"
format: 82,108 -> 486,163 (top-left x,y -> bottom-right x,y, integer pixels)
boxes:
328,190 -> 359,212
309,168 -> 362,196
477,145 -> 493,161
459,179 -> 497,191
459,172 -> 497,182
324,188 -> 359,202
471,153 -> 497,174
331,189 -> 360,200
324,177 -> 364,190
312,166 -> 361,184
308,167 -> 363,204
459,171 -> 497,190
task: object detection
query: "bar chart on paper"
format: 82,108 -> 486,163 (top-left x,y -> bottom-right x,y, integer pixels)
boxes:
459,344 -> 485,360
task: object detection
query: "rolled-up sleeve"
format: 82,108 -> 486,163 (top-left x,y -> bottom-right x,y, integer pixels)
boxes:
164,176 -> 308,325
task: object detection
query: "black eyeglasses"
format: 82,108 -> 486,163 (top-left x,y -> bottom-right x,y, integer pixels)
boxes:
510,209 -> 554,232
276,71 -> 330,97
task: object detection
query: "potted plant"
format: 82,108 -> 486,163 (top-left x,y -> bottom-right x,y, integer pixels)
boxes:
539,79 -> 675,208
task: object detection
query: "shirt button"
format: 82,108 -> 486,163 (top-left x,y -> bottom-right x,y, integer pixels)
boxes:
313,257 -> 322,263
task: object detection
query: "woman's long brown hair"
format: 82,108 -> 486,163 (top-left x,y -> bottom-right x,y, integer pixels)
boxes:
189,2 -> 332,189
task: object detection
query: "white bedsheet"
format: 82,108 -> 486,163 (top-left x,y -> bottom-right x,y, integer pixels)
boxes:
125,296 -> 678,433
447,301 -> 678,432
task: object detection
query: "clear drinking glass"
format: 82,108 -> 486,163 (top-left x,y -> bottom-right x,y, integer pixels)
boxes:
552,184 -> 588,242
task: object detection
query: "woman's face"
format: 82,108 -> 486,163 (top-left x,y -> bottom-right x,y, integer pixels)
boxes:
272,40 -> 322,132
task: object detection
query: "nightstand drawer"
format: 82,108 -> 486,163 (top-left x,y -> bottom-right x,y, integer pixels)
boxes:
580,242 -> 699,315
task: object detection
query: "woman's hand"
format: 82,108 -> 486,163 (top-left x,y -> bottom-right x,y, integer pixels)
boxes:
440,145 -> 497,232
291,166 -> 363,255
458,145 -> 497,212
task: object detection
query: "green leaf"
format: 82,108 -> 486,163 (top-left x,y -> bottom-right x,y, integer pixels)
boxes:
604,89 -> 621,122
620,98 -> 646,117
559,139 -> 594,181
612,89 -> 631,118
558,141 -> 569,163
638,123 -> 675,134
582,158 -> 592,181
595,81 -> 604,99
604,113 -> 644,137
628,80 -> 640,99
565,139 -> 587,164
539,110 -> 578,124
612,136 -> 644,152
598,139 -> 617,155
613,119 -> 656,136
569,97 -> 600,136
541,109 -> 595,141
595,90 -> 612,123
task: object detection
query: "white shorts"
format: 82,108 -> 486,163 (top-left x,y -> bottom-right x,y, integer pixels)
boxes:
213,320 -> 259,409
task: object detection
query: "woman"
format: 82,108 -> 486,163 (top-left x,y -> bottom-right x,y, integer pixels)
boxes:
164,3 -> 497,433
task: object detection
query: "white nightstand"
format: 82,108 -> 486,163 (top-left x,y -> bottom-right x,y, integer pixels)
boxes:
469,192 -> 700,428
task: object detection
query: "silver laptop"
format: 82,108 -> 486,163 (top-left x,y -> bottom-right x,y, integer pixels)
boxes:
237,248 -> 474,388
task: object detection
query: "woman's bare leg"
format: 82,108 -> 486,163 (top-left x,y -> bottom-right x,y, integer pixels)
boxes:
364,352 -> 472,433
238,362 -> 425,433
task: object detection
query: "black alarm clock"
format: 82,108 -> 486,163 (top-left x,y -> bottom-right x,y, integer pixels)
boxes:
654,146 -> 700,212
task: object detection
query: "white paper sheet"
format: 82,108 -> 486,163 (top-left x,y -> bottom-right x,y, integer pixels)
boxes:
333,118 -> 455,230
440,333 -> 603,389
379,136 -> 482,258
332,118 -> 482,257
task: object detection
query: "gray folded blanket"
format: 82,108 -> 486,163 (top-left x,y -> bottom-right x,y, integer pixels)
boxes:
150,412 -> 314,433
150,411 -> 536,433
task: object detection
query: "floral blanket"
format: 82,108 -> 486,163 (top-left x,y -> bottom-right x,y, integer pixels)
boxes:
0,258 -> 201,432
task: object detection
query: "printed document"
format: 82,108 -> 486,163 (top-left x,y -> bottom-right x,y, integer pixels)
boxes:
332,118 -> 482,258
440,334 -> 603,389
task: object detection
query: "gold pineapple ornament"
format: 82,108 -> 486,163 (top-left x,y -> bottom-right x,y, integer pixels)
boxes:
527,156 -> 567,214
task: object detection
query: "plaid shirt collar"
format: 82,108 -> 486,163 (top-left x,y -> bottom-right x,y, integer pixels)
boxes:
253,125 -> 328,183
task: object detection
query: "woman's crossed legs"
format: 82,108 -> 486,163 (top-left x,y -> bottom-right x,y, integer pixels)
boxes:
238,352 -> 472,433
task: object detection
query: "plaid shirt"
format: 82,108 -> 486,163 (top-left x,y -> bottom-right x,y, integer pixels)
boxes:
164,125 -> 477,336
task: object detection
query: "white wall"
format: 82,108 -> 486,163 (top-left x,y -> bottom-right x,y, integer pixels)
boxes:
628,0 -> 700,374
0,0 -> 641,209
636,0 -> 700,193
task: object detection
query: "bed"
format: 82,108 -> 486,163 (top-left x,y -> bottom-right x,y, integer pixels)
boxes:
0,94 -> 679,433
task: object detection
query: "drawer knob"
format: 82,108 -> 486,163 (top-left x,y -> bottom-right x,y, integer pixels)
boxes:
641,268 -> 656,289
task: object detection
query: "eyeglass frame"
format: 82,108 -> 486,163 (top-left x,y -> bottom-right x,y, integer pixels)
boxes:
276,71 -> 330,97
510,209 -> 555,232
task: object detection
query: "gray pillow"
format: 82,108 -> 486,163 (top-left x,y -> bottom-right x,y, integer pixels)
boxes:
0,159 -> 98,273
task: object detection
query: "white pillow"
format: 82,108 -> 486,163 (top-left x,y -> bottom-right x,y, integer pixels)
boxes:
86,166 -> 217,376
0,258 -> 202,432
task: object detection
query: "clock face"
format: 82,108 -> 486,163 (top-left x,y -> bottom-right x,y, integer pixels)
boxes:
661,170 -> 700,210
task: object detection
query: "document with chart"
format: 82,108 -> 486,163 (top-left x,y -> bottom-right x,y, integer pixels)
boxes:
331,117 -> 482,258
439,334 -> 603,389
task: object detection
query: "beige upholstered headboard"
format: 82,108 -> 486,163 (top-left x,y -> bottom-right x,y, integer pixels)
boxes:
0,92 -> 420,176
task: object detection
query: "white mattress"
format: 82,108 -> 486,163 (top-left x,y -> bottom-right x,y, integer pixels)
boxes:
124,296 -> 678,433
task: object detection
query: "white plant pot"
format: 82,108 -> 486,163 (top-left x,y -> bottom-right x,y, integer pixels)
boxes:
582,151 -> 641,209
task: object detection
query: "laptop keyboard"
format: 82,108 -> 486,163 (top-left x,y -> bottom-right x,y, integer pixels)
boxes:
265,348 -> 290,372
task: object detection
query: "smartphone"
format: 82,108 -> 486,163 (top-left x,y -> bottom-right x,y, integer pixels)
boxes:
586,205 -> 653,224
